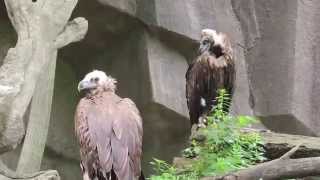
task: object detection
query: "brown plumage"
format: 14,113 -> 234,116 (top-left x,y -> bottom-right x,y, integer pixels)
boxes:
186,29 -> 235,126
75,70 -> 144,180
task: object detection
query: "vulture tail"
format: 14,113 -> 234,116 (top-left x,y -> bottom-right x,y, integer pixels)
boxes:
102,170 -> 117,180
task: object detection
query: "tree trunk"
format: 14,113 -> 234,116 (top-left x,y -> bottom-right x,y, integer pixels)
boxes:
0,0 -> 88,178
16,54 -> 57,174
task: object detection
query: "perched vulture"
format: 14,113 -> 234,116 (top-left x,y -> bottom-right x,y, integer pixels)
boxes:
186,29 -> 235,126
75,70 -> 144,180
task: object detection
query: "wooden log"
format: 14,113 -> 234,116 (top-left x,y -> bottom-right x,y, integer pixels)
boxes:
190,128 -> 320,159
175,129 -> 320,179
201,145 -> 320,180
242,128 -> 320,159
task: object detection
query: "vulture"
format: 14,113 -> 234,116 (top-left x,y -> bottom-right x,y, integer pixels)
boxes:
186,29 -> 235,126
75,70 -> 144,180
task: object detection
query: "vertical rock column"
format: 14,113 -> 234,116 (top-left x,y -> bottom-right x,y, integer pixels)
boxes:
292,0 -> 320,136
233,0 -> 320,136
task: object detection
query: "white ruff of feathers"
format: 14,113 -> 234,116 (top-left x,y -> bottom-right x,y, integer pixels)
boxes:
103,75 -> 117,92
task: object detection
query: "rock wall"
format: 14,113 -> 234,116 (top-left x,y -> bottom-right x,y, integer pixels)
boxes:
0,0 -> 320,179
233,0 -> 320,136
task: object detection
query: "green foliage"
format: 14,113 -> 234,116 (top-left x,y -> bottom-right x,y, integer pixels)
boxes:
150,159 -> 176,177
150,89 -> 265,180
149,158 -> 198,180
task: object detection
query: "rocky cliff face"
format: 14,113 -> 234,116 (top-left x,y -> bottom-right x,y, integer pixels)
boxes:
1,0 -> 320,179
233,0 -> 320,136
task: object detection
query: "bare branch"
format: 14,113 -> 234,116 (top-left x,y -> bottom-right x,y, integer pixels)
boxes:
54,17 -> 89,49
279,143 -> 302,160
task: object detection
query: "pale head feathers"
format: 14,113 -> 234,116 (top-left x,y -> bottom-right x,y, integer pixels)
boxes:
78,70 -> 117,93
200,28 -> 233,59
82,70 -> 109,84
201,29 -> 224,46
201,28 -> 225,50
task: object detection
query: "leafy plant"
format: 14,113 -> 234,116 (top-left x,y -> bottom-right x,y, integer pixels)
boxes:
149,158 -> 198,180
150,89 -> 265,180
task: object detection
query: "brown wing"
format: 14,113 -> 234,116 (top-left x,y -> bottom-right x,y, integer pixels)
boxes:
186,58 -> 202,125
87,106 -> 114,173
112,98 -> 143,179
75,98 -> 114,179
75,99 -> 108,179
186,55 -> 214,125
223,54 -> 236,101
186,54 -> 235,125
75,94 -> 143,180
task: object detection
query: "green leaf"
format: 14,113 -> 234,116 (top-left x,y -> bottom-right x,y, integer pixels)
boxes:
150,89 -> 265,179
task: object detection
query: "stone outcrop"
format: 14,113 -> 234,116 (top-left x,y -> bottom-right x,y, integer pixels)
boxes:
233,0 -> 320,136
1,0 -> 320,179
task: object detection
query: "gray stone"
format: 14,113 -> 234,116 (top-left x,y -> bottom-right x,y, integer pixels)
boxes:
1,0 -> 320,179
97,0 -> 137,15
292,0 -> 320,136
145,34 -> 189,116
233,0 -> 320,136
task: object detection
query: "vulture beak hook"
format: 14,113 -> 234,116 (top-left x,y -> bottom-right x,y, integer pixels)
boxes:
199,42 -> 209,55
78,80 -> 96,92
78,81 -> 84,92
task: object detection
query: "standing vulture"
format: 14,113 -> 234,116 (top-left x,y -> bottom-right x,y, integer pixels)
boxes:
75,70 -> 144,180
186,29 -> 235,126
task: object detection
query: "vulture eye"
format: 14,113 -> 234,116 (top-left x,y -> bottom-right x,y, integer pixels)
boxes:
90,77 -> 99,82
202,39 -> 210,45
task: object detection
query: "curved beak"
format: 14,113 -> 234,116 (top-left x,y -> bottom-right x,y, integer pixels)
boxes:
77,80 -> 96,92
198,43 -> 209,55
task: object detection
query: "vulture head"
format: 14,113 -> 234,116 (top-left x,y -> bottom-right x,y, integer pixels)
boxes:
78,70 -> 117,95
199,28 -> 232,58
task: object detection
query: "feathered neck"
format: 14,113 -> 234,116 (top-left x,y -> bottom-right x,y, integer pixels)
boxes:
103,76 -> 117,92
